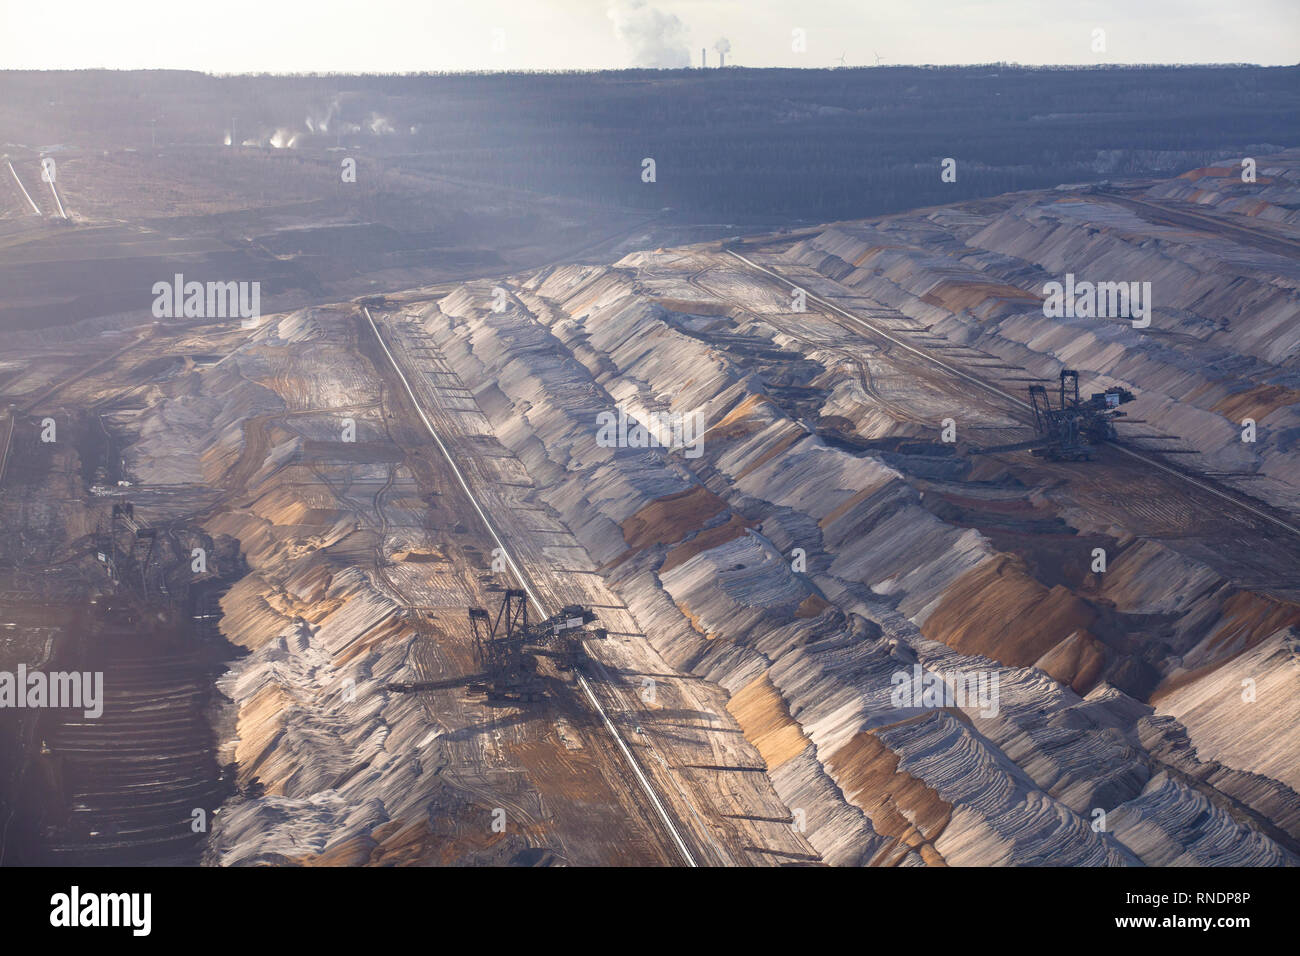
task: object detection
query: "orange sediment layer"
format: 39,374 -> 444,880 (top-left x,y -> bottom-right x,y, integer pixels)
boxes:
619,484 -> 729,552
921,279 -> 1041,313
795,593 -> 832,618
1180,166 -> 1237,180
735,426 -> 805,481
1035,629 -> 1109,694
1211,384 -> 1300,423
819,485 -> 879,529
921,555 -> 1100,674
676,601 -> 715,640
1152,590 -> 1300,702
726,673 -> 810,772
826,721 -> 952,866
660,512 -> 752,574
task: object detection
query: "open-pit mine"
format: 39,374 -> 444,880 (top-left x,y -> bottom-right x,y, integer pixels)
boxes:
2,135 -> 1298,867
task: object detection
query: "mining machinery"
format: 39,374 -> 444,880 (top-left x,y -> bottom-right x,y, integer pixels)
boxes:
974,370 -> 1136,461
388,590 -> 602,703
469,591 -> 538,702
469,590 -> 599,701
107,500 -> 166,597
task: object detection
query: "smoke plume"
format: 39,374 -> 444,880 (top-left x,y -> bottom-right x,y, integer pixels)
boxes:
607,0 -> 690,68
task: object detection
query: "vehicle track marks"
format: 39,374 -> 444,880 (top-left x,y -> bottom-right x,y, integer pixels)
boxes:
363,306 -> 701,867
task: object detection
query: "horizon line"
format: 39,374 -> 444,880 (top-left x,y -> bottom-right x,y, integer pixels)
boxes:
3,61 -> 1298,79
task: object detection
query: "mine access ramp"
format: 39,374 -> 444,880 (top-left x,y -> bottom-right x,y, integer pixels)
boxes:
469,589 -> 603,703
974,369 -> 1136,461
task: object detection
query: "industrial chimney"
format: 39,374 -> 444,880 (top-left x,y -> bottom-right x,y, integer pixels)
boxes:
713,38 -> 731,68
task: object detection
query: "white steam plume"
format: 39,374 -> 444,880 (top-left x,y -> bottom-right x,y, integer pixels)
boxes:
607,0 -> 690,68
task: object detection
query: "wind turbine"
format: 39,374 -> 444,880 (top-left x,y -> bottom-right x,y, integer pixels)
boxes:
835,52 -> 848,68
873,50 -> 884,66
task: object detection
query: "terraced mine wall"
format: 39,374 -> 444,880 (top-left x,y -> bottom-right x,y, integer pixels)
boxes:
99,309 -> 598,865
8,151 -> 1293,868
404,169 -> 1300,865
779,196 -> 1300,515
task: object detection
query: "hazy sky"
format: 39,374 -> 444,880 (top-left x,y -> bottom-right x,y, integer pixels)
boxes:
1,0 -> 1296,72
